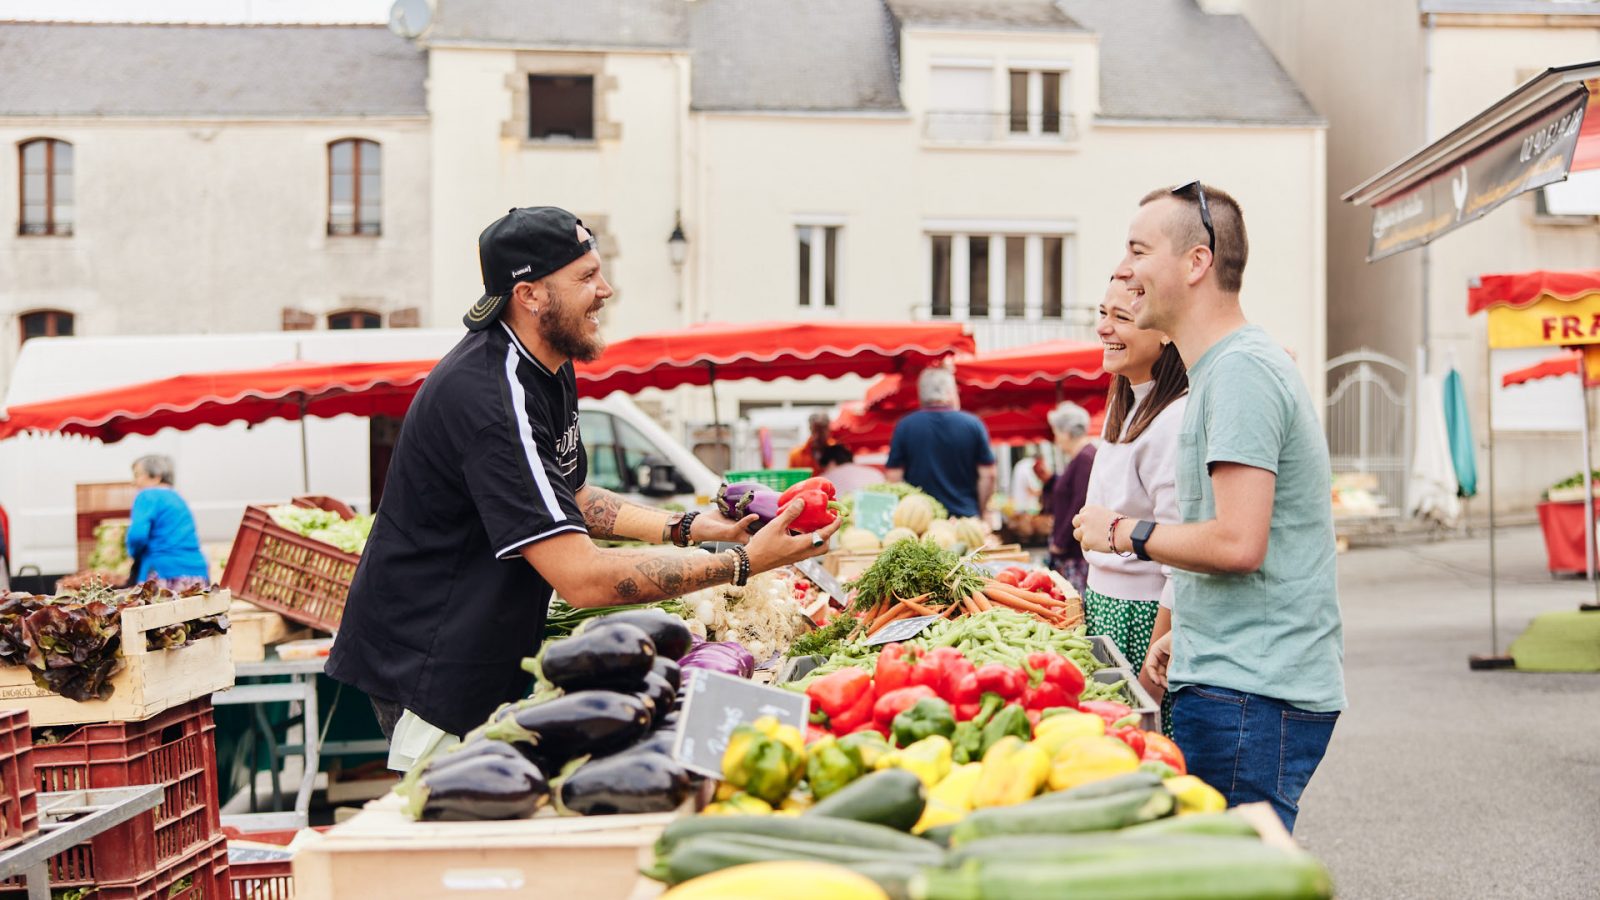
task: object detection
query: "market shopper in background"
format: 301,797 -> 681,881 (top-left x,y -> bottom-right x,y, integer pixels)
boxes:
328,207 -> 839,771
125,454 -> 211,589
787,411 -> 839,475
818,443 -> 885,494
1073,183 -> 1344,832
1009,450 -> 1048,513
1043,402 -> 1096,596
884,366 -> 996,518
1080,277 -> 1188,732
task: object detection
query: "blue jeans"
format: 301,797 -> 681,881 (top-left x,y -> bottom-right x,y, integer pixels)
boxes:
1171,685 -> 1338,833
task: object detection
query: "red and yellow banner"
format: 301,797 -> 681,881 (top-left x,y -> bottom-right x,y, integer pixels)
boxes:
1487,292 -> 1600,349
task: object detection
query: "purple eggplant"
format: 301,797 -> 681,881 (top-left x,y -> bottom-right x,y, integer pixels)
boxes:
715,482 -> 765,519
737,488 -> 783,534
679,640 -> 756,679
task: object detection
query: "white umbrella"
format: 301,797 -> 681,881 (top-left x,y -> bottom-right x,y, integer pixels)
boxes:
1408,372 -> 1462,527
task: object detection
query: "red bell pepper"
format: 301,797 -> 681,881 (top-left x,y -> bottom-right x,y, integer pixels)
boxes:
805,668 -> 872,720
872,685 -> 938,730
1022,680 -> 1074,712
874,644 -> 912,696
779,477 -> 837,507
829,686 -> 877,734
1080,700 -> 1135,726
994,568 -> 1024,587
909,647 -> 965,697
954,700 -> 981,721
1142,732 -> 1187,775
946,670 -> 981,707
1018,570 -> 1055,593
1110,725 -> 1146,758
806,724 -> 831,744
1025,651 -> 1087,701
975,663 -> 1026,701
786,489 -> 843,533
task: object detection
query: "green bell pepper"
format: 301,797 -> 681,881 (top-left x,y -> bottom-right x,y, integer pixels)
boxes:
891,697 -> 957,747
978,702 -> 1031,759
951,693 -> 1005,764
805,735 -> 865,800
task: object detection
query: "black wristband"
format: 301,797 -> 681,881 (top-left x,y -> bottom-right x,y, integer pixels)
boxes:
1130,520 -> 1157,562
730,546 -> 750,586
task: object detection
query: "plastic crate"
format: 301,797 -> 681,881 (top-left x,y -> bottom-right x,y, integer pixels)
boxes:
723,468 -> 812,490
15,698 -> 222,889
1092,669 -> 1161,733
61,833 -> 231,900
224,826 -> 322,900
0,710 -> 36,852
218,505 -> 358,632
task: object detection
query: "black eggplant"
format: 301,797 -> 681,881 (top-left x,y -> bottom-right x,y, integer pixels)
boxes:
557,751 -> 693,815
639,671 -> 677,725
540,622 -> 656,691
482,690 -> 652,770
617,728 -> 679,759
585,609 -> 693,661
409,753 -> 549,821
657,709 -> 681,730
420,736 -> 526,774
650,656 -> 682,693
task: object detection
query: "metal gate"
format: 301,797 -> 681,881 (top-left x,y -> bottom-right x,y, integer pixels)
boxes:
1325,350 -> 1410,517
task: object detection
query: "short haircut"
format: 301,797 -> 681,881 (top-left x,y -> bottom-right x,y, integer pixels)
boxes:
133,454 -> 175,485
1047,401 -> 1090,439
918,366 -> 958,406
820,443 -> 854,467
1139,183 -> 1248,293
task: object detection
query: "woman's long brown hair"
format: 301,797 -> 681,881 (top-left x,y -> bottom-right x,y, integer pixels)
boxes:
1101,342 -> 1189,444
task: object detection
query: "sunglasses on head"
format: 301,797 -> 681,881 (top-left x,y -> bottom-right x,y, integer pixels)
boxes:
1171,180 -> 1215,256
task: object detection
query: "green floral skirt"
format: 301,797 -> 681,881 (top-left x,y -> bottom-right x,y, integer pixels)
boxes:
1083,587 -> 1173,737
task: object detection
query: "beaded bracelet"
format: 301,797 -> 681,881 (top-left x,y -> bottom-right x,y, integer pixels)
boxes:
730,546 -> 751,586
673,511 -> 700,547
1108,515 -> 1134,559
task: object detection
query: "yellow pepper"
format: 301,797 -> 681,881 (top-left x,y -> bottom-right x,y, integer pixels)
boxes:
1047,735 -> 1141,792
754,716 -> 806,757
874,734 -> 953,788
701,792 -> 773,816
1165,775 -> 1227,815
971,736 -> 1051,808
912,762 -> 983,834
722,718 -> 807,805
1032,710 -> 1106,758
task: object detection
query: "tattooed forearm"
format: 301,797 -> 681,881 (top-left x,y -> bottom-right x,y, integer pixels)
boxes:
579,486 -> 624,539
599,548 -> 736,604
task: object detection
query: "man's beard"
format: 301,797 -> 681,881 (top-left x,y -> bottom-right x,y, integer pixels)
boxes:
539,291 -> 606,363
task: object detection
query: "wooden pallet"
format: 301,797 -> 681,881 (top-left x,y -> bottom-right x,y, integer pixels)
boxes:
292,792 -> 675,899
0,591 -> 235,726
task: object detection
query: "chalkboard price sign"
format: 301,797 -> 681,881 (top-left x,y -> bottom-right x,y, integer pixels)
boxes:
672,670 -> 811,779
864,614 -> 941,646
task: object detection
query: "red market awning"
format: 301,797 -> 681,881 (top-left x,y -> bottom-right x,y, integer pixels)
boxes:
1468,269 -> 1600,315
573,321 -> 975,397
0,359 -> 436,442
863,340 -> 1110,415
833,402 -> 1106,453
1501,349 -> 1600,389
1345,63 -> 1600,261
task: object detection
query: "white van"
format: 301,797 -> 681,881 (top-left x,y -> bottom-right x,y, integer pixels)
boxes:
0,330 -> 720,578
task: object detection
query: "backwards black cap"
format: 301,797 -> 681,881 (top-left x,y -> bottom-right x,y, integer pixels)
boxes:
463,207 -> 596,331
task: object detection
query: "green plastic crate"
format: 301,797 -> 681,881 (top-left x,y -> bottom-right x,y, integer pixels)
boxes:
723,468 -> 812,490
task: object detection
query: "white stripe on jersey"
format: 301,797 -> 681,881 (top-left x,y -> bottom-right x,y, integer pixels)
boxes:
504,343 -> 566,521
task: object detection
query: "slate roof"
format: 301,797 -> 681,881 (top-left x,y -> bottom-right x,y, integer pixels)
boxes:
1060,0 -> 1323,125
427,0 -> 688,48
0,22 -> 426,117
886,0 -> 1085,31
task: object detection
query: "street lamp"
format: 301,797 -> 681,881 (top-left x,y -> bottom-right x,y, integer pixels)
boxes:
667,214 -> 688,270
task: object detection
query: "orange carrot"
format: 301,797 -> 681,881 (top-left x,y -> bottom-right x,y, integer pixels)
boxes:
982,589 -> 1056,618
900,597 -> 938,617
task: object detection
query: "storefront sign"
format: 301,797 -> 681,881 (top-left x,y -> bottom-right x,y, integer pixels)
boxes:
1368,86 -> 1588,261
1487,293 -> 1600,349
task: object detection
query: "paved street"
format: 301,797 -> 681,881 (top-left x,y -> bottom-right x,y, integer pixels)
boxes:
1296,525 -> 1600,898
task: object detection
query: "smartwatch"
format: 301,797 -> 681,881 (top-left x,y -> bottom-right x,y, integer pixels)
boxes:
1130,520 -> 1157,562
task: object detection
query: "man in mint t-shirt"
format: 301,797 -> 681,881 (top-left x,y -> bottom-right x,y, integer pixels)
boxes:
1074,182 -> 1345,832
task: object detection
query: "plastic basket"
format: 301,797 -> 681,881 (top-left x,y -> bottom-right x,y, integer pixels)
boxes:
57,833 -> 231,900
218,505 -> 358,632
14,698 -> 222,889
723,468 -> 812,490
224,826 -> 319,900
0,710 -> 36,852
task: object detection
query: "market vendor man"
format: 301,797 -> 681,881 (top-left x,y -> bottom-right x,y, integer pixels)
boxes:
328,207 -> 840,770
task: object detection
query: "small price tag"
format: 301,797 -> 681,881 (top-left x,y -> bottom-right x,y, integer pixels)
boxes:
672,670 -> 811,779
851,490 -> 899,538
863,614 -> 941,646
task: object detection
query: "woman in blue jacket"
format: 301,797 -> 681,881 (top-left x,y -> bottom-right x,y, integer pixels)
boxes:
125,455 -> 210,588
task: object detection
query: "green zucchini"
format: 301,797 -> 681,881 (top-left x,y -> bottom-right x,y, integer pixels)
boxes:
949,786 -> 1174,846
1032,771 -> 1162,802
650,833 -> 940,885
805,768 -> 926,831
947,833 -> 1268,866
655,812 -> 938,857
1119,809 -> 1261,839
919,823 -> 958,848
910,849 -> 1333,900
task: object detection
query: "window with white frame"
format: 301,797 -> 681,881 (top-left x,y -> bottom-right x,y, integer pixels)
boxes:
797,224 -> 839,309
927,230 -> 1070,320
1007,69 -> 1067,138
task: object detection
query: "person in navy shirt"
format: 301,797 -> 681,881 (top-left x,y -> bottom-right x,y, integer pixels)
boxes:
885,367 -> 996,518
126,455 -> 210,587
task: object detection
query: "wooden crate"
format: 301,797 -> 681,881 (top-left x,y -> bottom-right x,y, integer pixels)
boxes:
292,793 -> 674,900
75,481 -> 139,573
228,600 -> 313,663
0,591 -> 234,727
